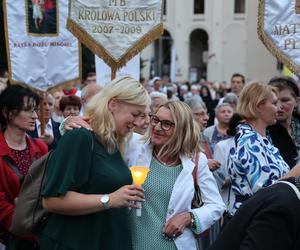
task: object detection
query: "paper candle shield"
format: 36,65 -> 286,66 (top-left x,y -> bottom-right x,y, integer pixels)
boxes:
130,166 -> 149,185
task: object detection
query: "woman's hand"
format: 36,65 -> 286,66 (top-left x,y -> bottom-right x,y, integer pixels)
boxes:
163,212 -> 192,239
109,184 -> 145,209
208,159 -> 221,171
64,116 -> 91,131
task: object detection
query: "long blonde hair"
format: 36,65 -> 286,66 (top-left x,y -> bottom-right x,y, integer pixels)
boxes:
85,76 -> 150,154
145,101 -> 201,160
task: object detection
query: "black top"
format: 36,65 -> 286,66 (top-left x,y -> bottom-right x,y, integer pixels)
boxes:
267,122 -> 298,169
209,182 -> 300,250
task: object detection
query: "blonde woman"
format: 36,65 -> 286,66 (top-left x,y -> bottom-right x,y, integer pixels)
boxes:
39,76 -> 151,250
228,82 -> 291,214
125,101 -> 225,250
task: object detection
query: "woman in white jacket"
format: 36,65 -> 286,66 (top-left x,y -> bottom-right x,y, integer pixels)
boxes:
125,101 -> 225,250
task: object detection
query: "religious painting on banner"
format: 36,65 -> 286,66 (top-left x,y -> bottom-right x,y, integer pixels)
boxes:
67,0 -> 163,71
258,0 -> 300,76
3,0 -> 81,94
26,0 -> 58,35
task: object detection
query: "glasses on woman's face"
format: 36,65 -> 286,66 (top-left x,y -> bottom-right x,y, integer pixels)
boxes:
150,115 -> 175,131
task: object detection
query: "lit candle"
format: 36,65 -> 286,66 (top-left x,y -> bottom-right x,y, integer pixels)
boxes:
130,166 -> 149,216
130,166 -> 149,185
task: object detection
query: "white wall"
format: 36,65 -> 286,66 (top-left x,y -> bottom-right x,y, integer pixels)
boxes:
141,0 -> 278,83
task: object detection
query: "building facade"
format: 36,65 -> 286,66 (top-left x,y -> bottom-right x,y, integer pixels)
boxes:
141,0 -> 280,84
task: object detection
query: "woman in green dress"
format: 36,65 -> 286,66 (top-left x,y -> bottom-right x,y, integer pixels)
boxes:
39,76 -> 151,250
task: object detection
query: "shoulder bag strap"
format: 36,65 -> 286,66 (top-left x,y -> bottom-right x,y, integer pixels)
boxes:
2,156 -> 24,179
192,153 -> 200,191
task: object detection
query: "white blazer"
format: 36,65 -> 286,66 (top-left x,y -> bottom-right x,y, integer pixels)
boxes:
125,134 -> 226,250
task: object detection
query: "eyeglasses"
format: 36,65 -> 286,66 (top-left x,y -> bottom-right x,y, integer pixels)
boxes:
150,115 -> 175,131
21,107 -> 39,113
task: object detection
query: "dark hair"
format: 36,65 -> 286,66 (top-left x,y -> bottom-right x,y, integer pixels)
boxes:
0,84 -> 39,128
231,73 -> 245,84
86,72 -> 96,79
268,76 -> 299,98
59,95 -> 82,112
226,113 -> 243,136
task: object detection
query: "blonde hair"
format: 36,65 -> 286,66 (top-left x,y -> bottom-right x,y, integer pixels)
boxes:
237,81 -> 277,120
85,76 -> 150,154
145,101 -> 201,161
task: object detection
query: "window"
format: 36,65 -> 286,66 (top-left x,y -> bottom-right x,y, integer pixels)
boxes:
234,0 -> 245,14
194,0 -> 205,14
163,0 -> 167,15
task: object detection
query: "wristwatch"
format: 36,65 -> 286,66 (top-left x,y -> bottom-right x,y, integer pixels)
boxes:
100,194 -> 110,209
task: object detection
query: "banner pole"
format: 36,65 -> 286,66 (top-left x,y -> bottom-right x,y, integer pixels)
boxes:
296,0 -> 300,14
111,67 -> 117,80
39,94 -> 46,136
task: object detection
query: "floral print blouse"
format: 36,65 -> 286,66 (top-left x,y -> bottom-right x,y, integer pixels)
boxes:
228,124 -> 290,214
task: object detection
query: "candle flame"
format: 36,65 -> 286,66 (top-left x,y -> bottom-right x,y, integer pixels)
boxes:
130,166 -> 149,185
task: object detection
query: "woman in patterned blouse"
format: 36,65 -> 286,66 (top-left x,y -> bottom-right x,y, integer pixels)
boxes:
228,82 -> 291,214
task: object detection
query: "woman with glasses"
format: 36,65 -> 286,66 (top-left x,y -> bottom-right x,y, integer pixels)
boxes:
0,84 -> 48,250
125,101 -> 225,250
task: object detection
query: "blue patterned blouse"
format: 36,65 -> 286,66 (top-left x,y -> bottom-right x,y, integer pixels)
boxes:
228,124 -> 290,214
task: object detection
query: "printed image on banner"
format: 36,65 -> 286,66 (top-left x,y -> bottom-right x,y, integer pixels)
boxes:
4,0 -> 81,94
67,0 -> 163,69
26,0 -> 58,36
258,0 -> 300,76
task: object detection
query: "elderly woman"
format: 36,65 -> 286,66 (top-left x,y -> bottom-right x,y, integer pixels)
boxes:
39,76 -> 151,250
203,103 -> 234,155
125,101 -> 225,250
0,85 -> 48,250
59,95 -> 82,118
268,76 -> 300,168
228,82 -> 291,214
185,96 -> 220,172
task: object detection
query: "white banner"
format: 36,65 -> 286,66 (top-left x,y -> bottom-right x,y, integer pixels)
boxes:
67,0 -> 163,69
95,54 -> 140,85
258,0 -> 300,76
4,0 -> 80,93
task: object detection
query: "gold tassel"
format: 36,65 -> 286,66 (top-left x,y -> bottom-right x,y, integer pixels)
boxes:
257,0 -> 300,78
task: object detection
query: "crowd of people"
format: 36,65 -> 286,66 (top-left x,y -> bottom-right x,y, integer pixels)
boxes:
0,71 -> 300,250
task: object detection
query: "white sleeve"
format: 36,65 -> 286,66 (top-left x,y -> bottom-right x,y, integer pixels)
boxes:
192,152 -> 226,232
213,142 -> 228,189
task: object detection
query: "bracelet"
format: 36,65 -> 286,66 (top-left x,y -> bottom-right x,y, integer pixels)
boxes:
189,212 -> 196,228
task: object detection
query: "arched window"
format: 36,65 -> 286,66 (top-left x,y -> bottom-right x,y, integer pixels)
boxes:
194,0 -> 205,14
234,0 -> 245,13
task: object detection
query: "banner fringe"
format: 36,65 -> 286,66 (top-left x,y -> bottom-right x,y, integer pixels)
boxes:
257,0 -> 300,78
67,19 -> 163,70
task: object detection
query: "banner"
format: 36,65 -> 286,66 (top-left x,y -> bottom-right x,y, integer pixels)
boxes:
95,54 -> 140,85
3,0 -> 81,94
258,0 -> 300,76
67,0 -> 163,70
